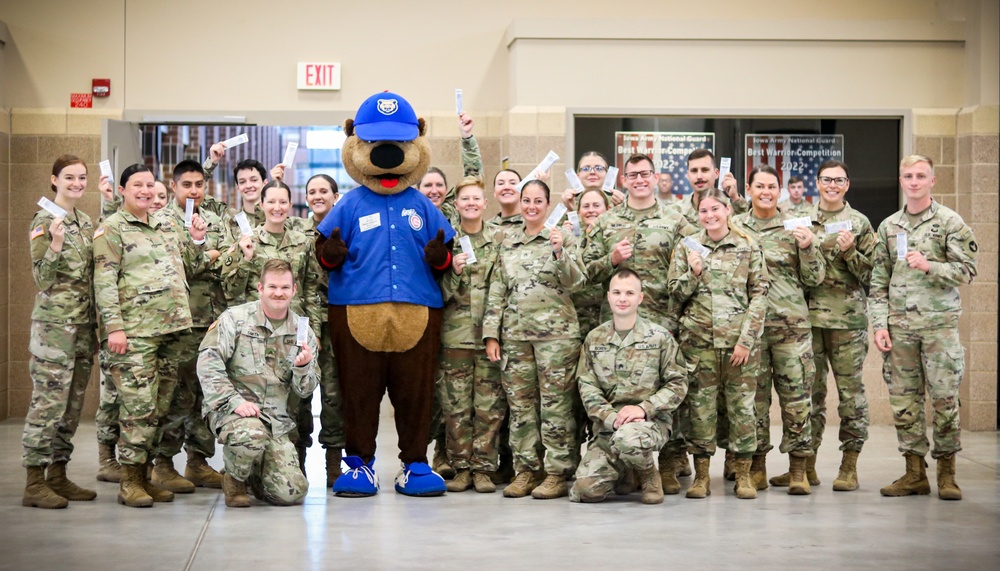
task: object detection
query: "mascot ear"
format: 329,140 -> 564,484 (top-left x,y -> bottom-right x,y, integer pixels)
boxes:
344,118 -> 355,137
418,118 -> 427,137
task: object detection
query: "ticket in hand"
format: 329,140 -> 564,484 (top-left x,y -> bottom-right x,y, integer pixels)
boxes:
184,198 -> 195,227
682,236 -> 711,258
234,211 -> 254,237
459,235 -> 477,264
717,157 -> 732,189
824,220 -> 853,234
282,142 -> 299,168
602,167 -> 619,192
567,211 -> 582,237
38,196 -> 68,219
544,203 -> 568,230
99,160 -> 114,185
455,89 -> 463,114
222,133 -> 249,149
565,169 -> 584,193
297,317 -> 309,346
517,150 -> 561,192
896,232 -> 908,260
783,217 -> 812,231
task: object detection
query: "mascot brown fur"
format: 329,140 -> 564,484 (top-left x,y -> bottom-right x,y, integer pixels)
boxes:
315,91 -> 453,497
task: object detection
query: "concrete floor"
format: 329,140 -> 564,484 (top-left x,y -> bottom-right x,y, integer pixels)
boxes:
1,404 -> 998,571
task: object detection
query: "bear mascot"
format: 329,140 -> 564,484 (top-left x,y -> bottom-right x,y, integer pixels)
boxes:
316,91 -> 455,497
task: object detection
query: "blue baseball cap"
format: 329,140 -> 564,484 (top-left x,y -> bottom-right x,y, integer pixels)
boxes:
353,91 -> 419,142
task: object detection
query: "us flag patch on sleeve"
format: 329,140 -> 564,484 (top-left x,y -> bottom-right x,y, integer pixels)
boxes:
94,226 -> 106,239
30,225 -> 45,240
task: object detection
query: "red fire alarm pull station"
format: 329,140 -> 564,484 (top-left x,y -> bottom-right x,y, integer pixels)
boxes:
92,79 -> 110,97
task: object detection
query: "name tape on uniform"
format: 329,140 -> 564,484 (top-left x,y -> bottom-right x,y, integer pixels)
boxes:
824,220 -> 853,234
544,203 -> 568,230
38,197 -> 68,218
602,167 -> 619,192
184,198 -> 195,227
896,232 -> 908,259
717,157 -> 732,190
565,169 -> 584,194
567,211 -> 582,236
99,160 -> 114,186
282,142 -> 299,168
459,235 -> 477,264
454,89 -> 463,115
297,317 -> 309,346
234,211 -> 254,237
682,236 -> 711,258
517,150 -> 560,192
783,216 -> 812,231
222,134 -> 249,149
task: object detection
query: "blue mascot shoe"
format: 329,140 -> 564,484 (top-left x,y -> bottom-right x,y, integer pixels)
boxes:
333,456 -> 379,497
394,461 -> 447,497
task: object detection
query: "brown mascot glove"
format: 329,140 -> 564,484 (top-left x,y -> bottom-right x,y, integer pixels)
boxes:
316,227 -> 349,270
424,229 -> 452,272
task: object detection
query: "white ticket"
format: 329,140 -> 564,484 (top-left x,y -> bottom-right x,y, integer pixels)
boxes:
565,169 -> 584,193
282,142 -> 299,168
567,211 -> 582,237
99,160 -> 114,185
824,220 -> 853,234
783,216 -> 812,231
896,232 -> 908,260
455,89 -> 463,114
222,133 -> 248,149
682,236 -> 711,258
544,203 -> 568,230
234,211 -> 253,237
717,157 -> 732,189
184,198 -> 195,227
297,317 -> 309,346
459,235 -> 477,265
517,150 -> 561,192
38,197 -> 67,219
602,166 -> 619,192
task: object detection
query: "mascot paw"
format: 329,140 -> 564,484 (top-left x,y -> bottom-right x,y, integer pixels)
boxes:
394,462 -> 446,497
317,227 -> 349,270
423,229 -> 451,269
332,456 -> 379,497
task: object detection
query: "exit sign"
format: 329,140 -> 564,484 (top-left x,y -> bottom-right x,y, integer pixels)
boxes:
297,62 -> 341,91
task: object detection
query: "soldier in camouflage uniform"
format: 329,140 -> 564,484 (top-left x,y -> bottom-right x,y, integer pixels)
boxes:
777,176 -> 812,216
198,260 -> 320,507
484,180 -> 586,500
489,169 -> 525,228
203,152 -> 268,243
583,154 -> 696,493
151,160 -> 227,493
570,269 -> 689,505
21,156 -> 98,509
94,164 -> 208,507
871,155 -> 977,501
773,161 -> 874,492
667,189 -> 767,500
731,164 -> 825,496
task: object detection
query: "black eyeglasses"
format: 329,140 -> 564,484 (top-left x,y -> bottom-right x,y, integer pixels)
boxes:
623,170 -> 654,180
579,166 -> 607,173
818,176 -> 849,186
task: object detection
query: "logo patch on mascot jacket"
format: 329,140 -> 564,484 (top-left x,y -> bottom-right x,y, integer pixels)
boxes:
377,99 -> 398,115
401,208 -> 423,231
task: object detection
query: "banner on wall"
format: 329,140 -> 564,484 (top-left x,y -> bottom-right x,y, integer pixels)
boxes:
614,132 -> 715,196
744,134 -> 845,198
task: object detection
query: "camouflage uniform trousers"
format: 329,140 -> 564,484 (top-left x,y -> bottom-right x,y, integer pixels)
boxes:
96,356 -> 120,445
569,421 -> 667,502
755,327 -> 815,457
684,344 -> 758,458
501,338 -> 580,476
102,332 -> 185,466
21,321 -> 96,467
219,416 -> 308,506
437,347 -> 505,472
317,325 -> 345,450
811,327 -> 870,453
883,326 -> 964,459
157,327 -> 216,458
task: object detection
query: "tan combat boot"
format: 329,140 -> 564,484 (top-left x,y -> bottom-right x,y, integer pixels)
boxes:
937,454 -> 962,500
659,452 -> 681,495
23,466 -> 68,509
503,470 -> 542,498
750,454 -> 768,490
614,465 -> 638,495
96,442 -> 122,483
787,455 -> 811,495
151,456 -> 195,493
531,474 -> 568,499
142,461 -> 175,503
325,447 -> 343,488
446,469 -> 473,492
733,458 -> 757,499
117,464 -> 153,508
472,471 -> 496,493
432,439 -> 456,480
185,452 -> 223,489
46,461 -> 96,501
676,450 -> 692,478
806,454 -> 820,486
639,465 -> 664,505
723,450 -> 736,482
880,453 -> 931,497
685,457 -> 711,499
832,450 -> 860,492
223,473 -> 251,508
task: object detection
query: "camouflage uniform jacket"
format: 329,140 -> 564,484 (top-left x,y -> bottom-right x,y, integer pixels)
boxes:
440,224 -> 500,350
483,227 -> 585,342
286,216 -> 331,325
731,210 -> 826,329
807,202 -> 876,330
668,228 -> 768,350
583,201 -> 697,326
29,208 -> 95,325
198,300 -> 319,439
487,213 -> 523,229
869,201 -> 977,331
93,208 -> 199,339
164,200 -> 228,328
439,135 -> 484,227
669,192 -> 749,228
219,224 -> 324,338
778,199 -> 812,216
577,316 -> 689,435
221,205 -> 266,244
